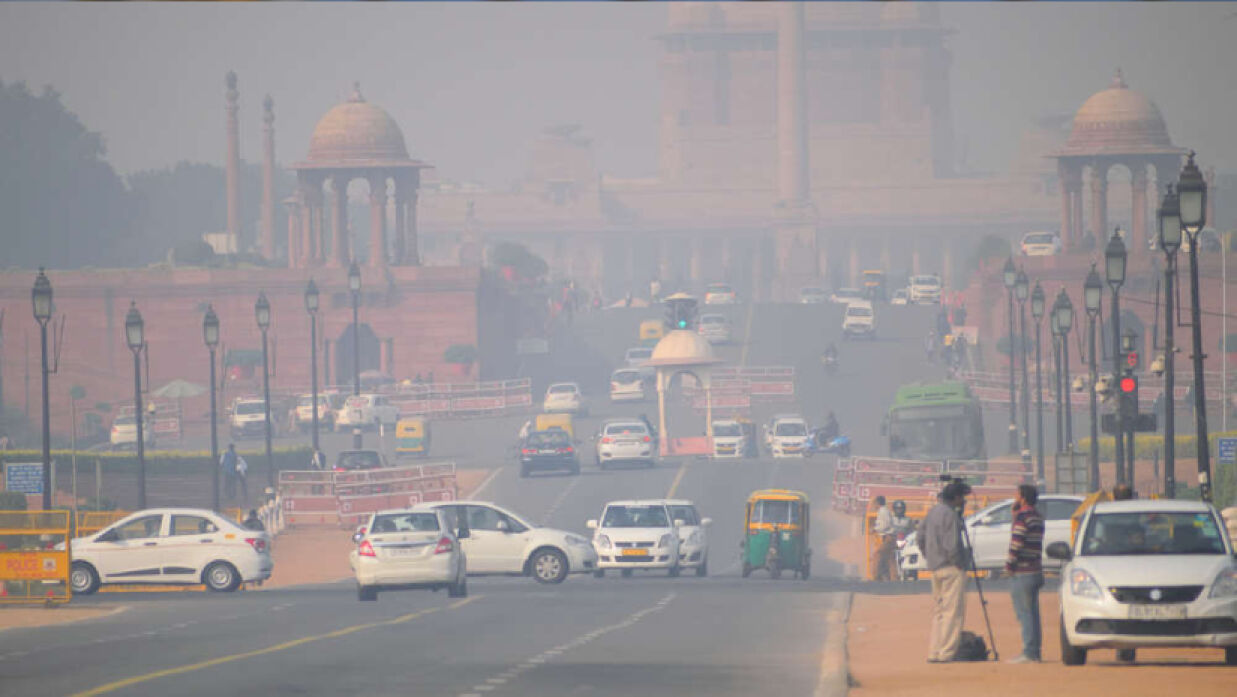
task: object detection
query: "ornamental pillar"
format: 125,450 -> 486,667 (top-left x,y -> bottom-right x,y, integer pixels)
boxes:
1130,162 -> 1149,256
1090,163 -> 1109,244
368,175 -> 388,268
332,175 -> 349,266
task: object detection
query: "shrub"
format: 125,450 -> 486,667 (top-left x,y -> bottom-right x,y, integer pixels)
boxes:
0,491 -> 28,511
444,344 -> 477,365
0,446 -> 312,477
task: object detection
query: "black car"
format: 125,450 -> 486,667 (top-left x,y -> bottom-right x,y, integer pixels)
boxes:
334,450 -> 386,472
519,430 -> 580,477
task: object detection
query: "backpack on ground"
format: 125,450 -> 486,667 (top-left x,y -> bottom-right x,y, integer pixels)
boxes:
954,630 -> 989,661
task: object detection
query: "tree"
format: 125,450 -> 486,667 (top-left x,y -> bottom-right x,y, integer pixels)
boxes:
489,242 -> 548,283
0,80 -> 137,269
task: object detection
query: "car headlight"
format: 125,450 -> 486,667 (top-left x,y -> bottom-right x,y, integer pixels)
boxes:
1209,566 -> 1237,598
658,534 -> 672,548
565,534 -> 590,547
1070,568 -> 1103,599
595,535 -> 612,549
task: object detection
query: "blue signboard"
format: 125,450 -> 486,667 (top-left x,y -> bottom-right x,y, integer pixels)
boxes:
4,462 -> 44,495
1218,438 -> 1237,467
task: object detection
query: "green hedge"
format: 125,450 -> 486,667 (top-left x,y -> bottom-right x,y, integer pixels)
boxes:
0,446 -> 313,476
1077,431 -> 1237,508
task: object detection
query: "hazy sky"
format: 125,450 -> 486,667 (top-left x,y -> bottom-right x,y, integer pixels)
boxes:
1,2 -> 1234,187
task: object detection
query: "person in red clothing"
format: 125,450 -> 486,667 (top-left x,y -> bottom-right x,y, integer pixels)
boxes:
1005,484 -> 1045,663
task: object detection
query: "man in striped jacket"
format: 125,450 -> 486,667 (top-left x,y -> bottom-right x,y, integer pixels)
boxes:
1005,484 -> 1045,663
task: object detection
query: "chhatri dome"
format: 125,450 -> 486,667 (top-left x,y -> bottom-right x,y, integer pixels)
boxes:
648,329 -> 722,368
1060,69 -> 1178,155
307,83 -> 410,164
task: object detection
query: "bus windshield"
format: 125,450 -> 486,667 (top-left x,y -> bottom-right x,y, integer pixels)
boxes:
889,404 -> 983,460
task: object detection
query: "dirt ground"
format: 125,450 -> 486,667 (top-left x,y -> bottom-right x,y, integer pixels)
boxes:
0,605 -> 124,631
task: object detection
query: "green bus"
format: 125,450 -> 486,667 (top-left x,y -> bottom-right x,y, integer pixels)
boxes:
883,381 -> 986,462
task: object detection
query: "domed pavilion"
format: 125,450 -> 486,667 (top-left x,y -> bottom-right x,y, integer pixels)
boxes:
1053,70 -> 1186,253
647,328 -> 725,455
289,83 -> 429,268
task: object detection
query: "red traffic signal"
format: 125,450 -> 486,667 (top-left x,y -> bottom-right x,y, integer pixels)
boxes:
1120,376 -> 1137,393
1126,352 -> 1138,368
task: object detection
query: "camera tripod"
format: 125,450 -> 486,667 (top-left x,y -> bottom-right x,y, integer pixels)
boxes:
957,506 -> 999,661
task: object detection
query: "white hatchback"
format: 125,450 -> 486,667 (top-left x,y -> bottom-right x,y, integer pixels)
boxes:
429,501 -> 598,584
609,369 -> 647,402
334,393 -> 400,431
1021,231 -> 1062,257
588,500 -> 683,577
704,283 -> 737,305
766,416 -> 809,457
711,419 -> 746,458
595,420 -> 656,469
1051,500 -> 1237,666
67,508 -> 272,594
697,313 -> 732,344
909,275 -> 942,304
543,382 -> 586,415
350,506 -> 467,601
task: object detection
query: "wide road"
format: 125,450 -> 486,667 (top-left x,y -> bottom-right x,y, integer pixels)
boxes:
4,297 -> 944,697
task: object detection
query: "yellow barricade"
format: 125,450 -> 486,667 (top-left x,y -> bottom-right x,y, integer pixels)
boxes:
77,510 -> 130,537
0,510 -> 71,604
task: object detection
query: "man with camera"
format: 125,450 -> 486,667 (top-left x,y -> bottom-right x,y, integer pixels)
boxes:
922,480 -> 971,662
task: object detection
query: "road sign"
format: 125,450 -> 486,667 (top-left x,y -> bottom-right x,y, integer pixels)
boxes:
1219,437 -> 1237,466
3,462 -> 43,494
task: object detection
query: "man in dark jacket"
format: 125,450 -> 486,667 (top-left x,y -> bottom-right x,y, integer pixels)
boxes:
922,480 -> 970,662
1005,484 -> 1044,663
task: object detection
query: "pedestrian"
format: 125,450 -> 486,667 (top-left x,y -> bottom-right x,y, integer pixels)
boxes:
220,443 -> 239,501
235,451 -> 249,503
310,448 -> 327,471
870,496 -> 896,581
922,480 -> 971,663
1005,484 -> 1045,663
1111,483 -> 1135,500
242,509 -> 265,532
924,331 -> 937,363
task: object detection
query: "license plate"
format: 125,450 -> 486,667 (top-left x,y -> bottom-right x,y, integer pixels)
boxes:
621,548 -> 649,557
1128,604 -> 1186,619
387,547 -> 421,557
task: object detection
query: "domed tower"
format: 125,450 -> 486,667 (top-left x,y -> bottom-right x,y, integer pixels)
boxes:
291,84 -> 429,269
1053,70 -> 1186,252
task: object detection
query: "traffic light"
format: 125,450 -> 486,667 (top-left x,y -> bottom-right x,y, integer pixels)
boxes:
1119,372 -> 1139,420
664,294 -> 698,331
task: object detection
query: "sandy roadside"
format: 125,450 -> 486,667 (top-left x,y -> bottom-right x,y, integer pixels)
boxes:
1,605 -> 127,632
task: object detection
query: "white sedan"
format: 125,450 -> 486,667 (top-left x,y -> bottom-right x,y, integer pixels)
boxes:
1051,499 -> 1237,666
609,369 -> 647,402
351,506 -> 467,601
595,420 -> 656,469
67,508 -> 272,594
543,382 -> 587,415
429,501 -> 597,584
589,500 -> 682,577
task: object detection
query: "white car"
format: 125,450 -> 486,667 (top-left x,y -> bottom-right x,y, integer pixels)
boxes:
334,393 -> 399,432
908,274 -> 942,304
588,500 -> 683,577
765,415 -> 809,457
109,413 -> 155,449
229,398 -> 270,440
595,420 -> 656,469
429,501 -> 598,584
293,393 -> 334,432
67,508 -> 272,595
899,495 -> 1084,578
1051,499 -> 1237,666
667,500 -> 712,576
1021,231 -> 1063,257
624,346 -> 655,380
350,506 -> 467,601
711,419 -> 746,458
842,300 -> 876,339
799,287 -> 829,304
697,313 -> 732,344
543,382 -> 587,415
830,287 -> 863,305
704,283 -> 737,305
609,368 -> 647,402
890,288 -> 909,306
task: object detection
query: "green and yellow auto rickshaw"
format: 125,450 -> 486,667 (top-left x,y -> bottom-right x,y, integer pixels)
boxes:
741,489 -> 811,580
395,417 -> 432,457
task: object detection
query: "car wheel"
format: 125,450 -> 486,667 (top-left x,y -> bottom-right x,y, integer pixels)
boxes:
569,463 -> 581,476
769,559 -> 782,580
203,561 -> 241,592
448,574 -> 467,598
646,458 -> 655,469
519,466 -> 530,478
358,584 -> 378,601
1059,616 -> 1087,666
621,568 -> 634,578
1116,648 -> 1135,663
1225,646 -> 1237,665
800,559 -> 810,580
70,562 -> 100,595
695,558 -> 708,577
593,569 -> 604,579
668,564 -> 680,578
741,562 -> 752,578
530,548 -> 569,585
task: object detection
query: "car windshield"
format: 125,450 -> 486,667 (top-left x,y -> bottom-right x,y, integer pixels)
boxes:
602,505 -> 670,528
604,423 -> 648,436
528,431 -> 570,447
893,290 -> 907,298
752,499 -> 800,525
889,406 -> 983,460
713,423 -> 741,437
369,512 -> 440,533
336,451 -> 381,470
548,384 -> 577,394
1024,233 -> 1055,244
626,348 -> 652,361
837,289 -> 860,297
114,415 -> 135,426
846,306 -> 872,317
775,422 -> 806,437
802,288 -> 824,297
235,402 -> 264,415
1081,511 -> 1227,556
612,370 -> 641,384
700,315 -> 725,325
708,284 -> 732,293
667,505 -> 699,526
912,276 -> 940,287
297,396 -> 326,407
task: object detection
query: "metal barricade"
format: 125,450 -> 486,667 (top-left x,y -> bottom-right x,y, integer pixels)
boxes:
0,510 -> 71,604
278,470 -> 338,526
77,511 -> 130,537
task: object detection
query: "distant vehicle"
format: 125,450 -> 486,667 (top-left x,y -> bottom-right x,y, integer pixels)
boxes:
229,398 -> 270,440
534,412 -> 575,440
908,274 -> 942,304
883,381 -> 986,462
394,418 -> 431,458
799,287 -> 829,304
609,368 -> 648,402
334,449 -> 387,472
765,415 -> 809,458
588,500 -> 683,578
334,394 -> 399,432
1020,231 -> 1063,256
68,508 -> 272,594
842,300 -> 876,340
711,419 -> 747,458
543,382 -> 587,415
293,393 -> 334,432
625,346 -> 654,368
520,429 -> 580,477
697,313 -> 732,344
667,500 -> 711,576
109,413 -> 155,449
862,270 -> 887,302
638,320 -> 665,344
595,420 -> 656,469
1051,499 -> 1237,666
830,287 -> 863,305
350,506 -> 467,602
1180,227 -> 1223,254
890,288 -> 909,306
704,283 -> 737,305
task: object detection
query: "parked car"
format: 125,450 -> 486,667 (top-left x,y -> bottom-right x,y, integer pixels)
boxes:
350,506 -> 467,601
293,393 -> 335,432
890,288 -> 909,306
1021,231 -> 1063,256
519,429 -> 580,477
704,283 -> 737,305
799,287 -> 829,304
543,382 -> 587,415
229,398 -> 270,440
334,393 -> 399,432
334,449 -> 387,472
609,368 -> 648,402
908,274 -> 942,304
697,313 -> 732,344
428,501 -> 598,584
588,500 -> 683,577
842,300 -> 876,339
67,508 -> 272,594
595,420 -> 656,469
109,413 -> 155,449
1050,499 -> 1237,666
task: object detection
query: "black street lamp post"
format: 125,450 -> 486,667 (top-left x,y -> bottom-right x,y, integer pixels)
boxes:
1105,230 -> 1128,484
1003,257 -> 1018,453
1015,269 -> 1031,459
1084,265 -> 1103,491
256,292 -> 274,492
124,302 -> 147,509
1051,296 -> 1064,454
1031,282 -> 1046,483
1178,152 -> 1212,502
1158,184 -> 1182,498
305,280 -> 320,454
203,306 -> 220,512
1057,289 -> 1075,450
32,269 -> 53,510
348,261 -> 363,449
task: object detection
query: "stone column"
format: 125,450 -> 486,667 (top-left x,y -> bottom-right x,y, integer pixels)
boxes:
1071,186 -> 1084,248
300,187 -> 315,268
225,71 -> 242,252
368,175 -> 388,268
776,1 -> 808,207
1058,161 -> 1075,247
658,235 -> 672,282
1090,163 -> 1108,244
332,175 -> 349,266
689,235 -> 703,286
261,95 -> 276,260
1131,163 -> 1149,256
285,194 -> 302,269
393,183 -> 407,267
404,188 -> 421,265
848,237 -> 860,288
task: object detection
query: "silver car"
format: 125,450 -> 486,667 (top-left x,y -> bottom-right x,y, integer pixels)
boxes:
595,420 -> 655,469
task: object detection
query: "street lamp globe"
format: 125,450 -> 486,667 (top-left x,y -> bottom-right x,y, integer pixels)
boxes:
1014,269 -> 1029,302
1121,329 -> 1136,355
1176,152 -> 1207,235
124,301 -> 144,351
348,261 -> 362,294
1158,184 -> 1182,255
32,267 -> 53,325
1105,229 -> 1127,291
1050,300 -> 1062,337
1056,289 -> 1073,335
203,305 -> 220,349
1084,264 -> 1102,317
1003,257 -> 1017,289
305,279 -> 319,314
1030,282 -> 1045,320
255,292 -> 271,331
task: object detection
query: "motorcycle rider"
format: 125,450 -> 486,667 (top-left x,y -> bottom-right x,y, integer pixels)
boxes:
822,342 -> 838,365
820,411 -> 840,446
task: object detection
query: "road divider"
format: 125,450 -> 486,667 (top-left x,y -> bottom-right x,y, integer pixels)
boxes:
279,462 -> 458,528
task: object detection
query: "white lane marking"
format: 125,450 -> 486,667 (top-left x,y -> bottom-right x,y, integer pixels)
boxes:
665,458 -> 690,499
540,476 -> 581,526
468,466 -> 504,498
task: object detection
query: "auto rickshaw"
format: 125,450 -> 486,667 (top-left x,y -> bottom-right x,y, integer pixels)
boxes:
639,319 -> 665,344
741,489 -> 810,580
534,412 -> 575,440
395,417 -> 431,457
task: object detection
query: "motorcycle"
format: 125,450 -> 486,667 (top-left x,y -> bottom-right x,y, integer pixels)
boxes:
805,430 -> 850,457
820,352 -> 838,375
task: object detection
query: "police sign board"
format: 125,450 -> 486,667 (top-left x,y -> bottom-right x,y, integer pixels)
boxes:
3,462 -> 43,494
1218,437 -> 1237,467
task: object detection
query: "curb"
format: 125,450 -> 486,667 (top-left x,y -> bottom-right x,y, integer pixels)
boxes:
815,591 -> 853,697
